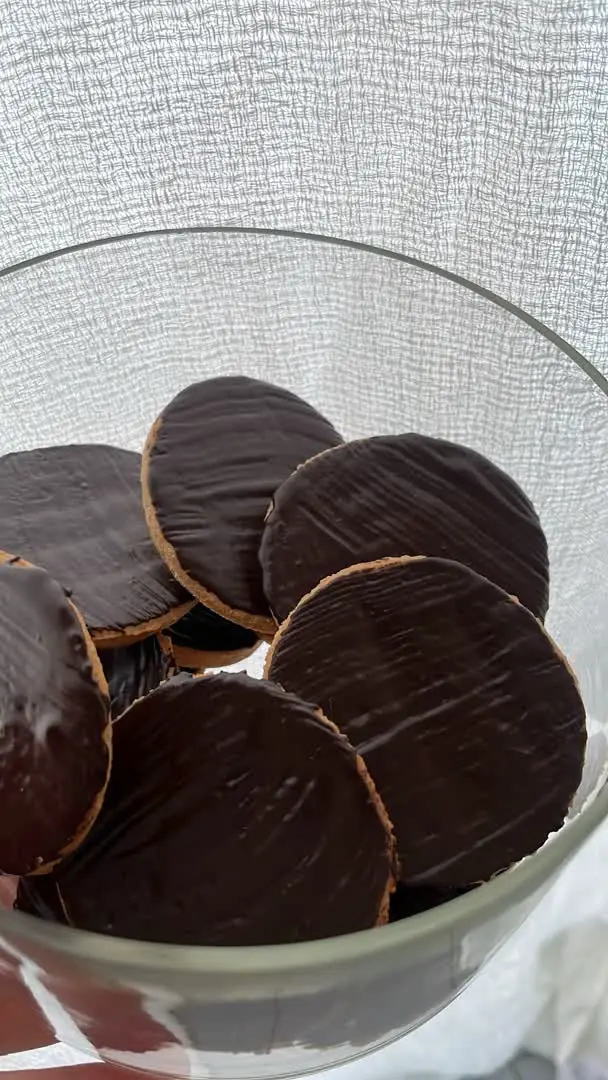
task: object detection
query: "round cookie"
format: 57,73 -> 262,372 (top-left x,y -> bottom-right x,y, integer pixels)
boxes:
266,557 -> 586,888
48,672 -> 396,945
0,560 -> 112,876
260,433 -> 550,624
0,444 -> 193,647
101,636 -> 175,719
161,603 -> 260,671
142,376 -> 342,635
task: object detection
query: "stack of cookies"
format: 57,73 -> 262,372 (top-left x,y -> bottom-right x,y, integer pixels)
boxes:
0,376 -> 587,946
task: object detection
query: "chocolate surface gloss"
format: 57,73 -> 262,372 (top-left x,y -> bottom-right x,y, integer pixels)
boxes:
267,556 -> 586,887
260,433 -> 549,623
143,376 -> 342,625
0,562 -> 111,875
49,673 -> 395,945
0,444 -> 191,636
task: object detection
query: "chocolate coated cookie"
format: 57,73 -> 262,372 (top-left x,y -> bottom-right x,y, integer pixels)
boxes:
266,557 -> 586,887
260,433 -> 549,623
142,377 -> 342,634
0,561 -> 112,876
162,603 -> 259,671
0,444 -> 193,646
101,636 -> 174,718
48,673 -> 396,945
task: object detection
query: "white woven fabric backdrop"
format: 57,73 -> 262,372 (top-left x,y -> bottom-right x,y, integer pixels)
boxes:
0,0 -> 606,368
0,2 -> 608,1077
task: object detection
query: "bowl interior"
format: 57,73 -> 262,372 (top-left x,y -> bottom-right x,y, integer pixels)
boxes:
0,227 -> 607,962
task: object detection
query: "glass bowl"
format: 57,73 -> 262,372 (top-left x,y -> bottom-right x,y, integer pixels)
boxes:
1,228 -> 607,1080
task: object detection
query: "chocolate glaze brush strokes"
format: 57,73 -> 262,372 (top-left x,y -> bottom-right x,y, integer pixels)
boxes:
142,376 -> 342,635
0,445 -> 193,645
0,561 -> 111,876
0,375 -> 588,941
260,433 -> 549,624
44,674 -> 396,945
266,557 -> 585,888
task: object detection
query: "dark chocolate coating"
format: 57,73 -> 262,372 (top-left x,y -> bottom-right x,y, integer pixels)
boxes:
145,377 -> 342,619
101,637 -> 173,719
15,875 -> 66,923
389,883 -> 469,922
167,604 -> 258,655
267,557 -> 586,887
0,563 -> 111,875
50,673 -> 394,945
0,445 -> 191,634
260,433 -> 549,623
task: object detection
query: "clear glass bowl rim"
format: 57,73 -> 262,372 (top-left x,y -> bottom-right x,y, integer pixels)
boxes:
1,224 -> 606,976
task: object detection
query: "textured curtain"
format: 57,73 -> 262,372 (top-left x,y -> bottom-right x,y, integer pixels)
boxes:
0,1 -> 606,369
